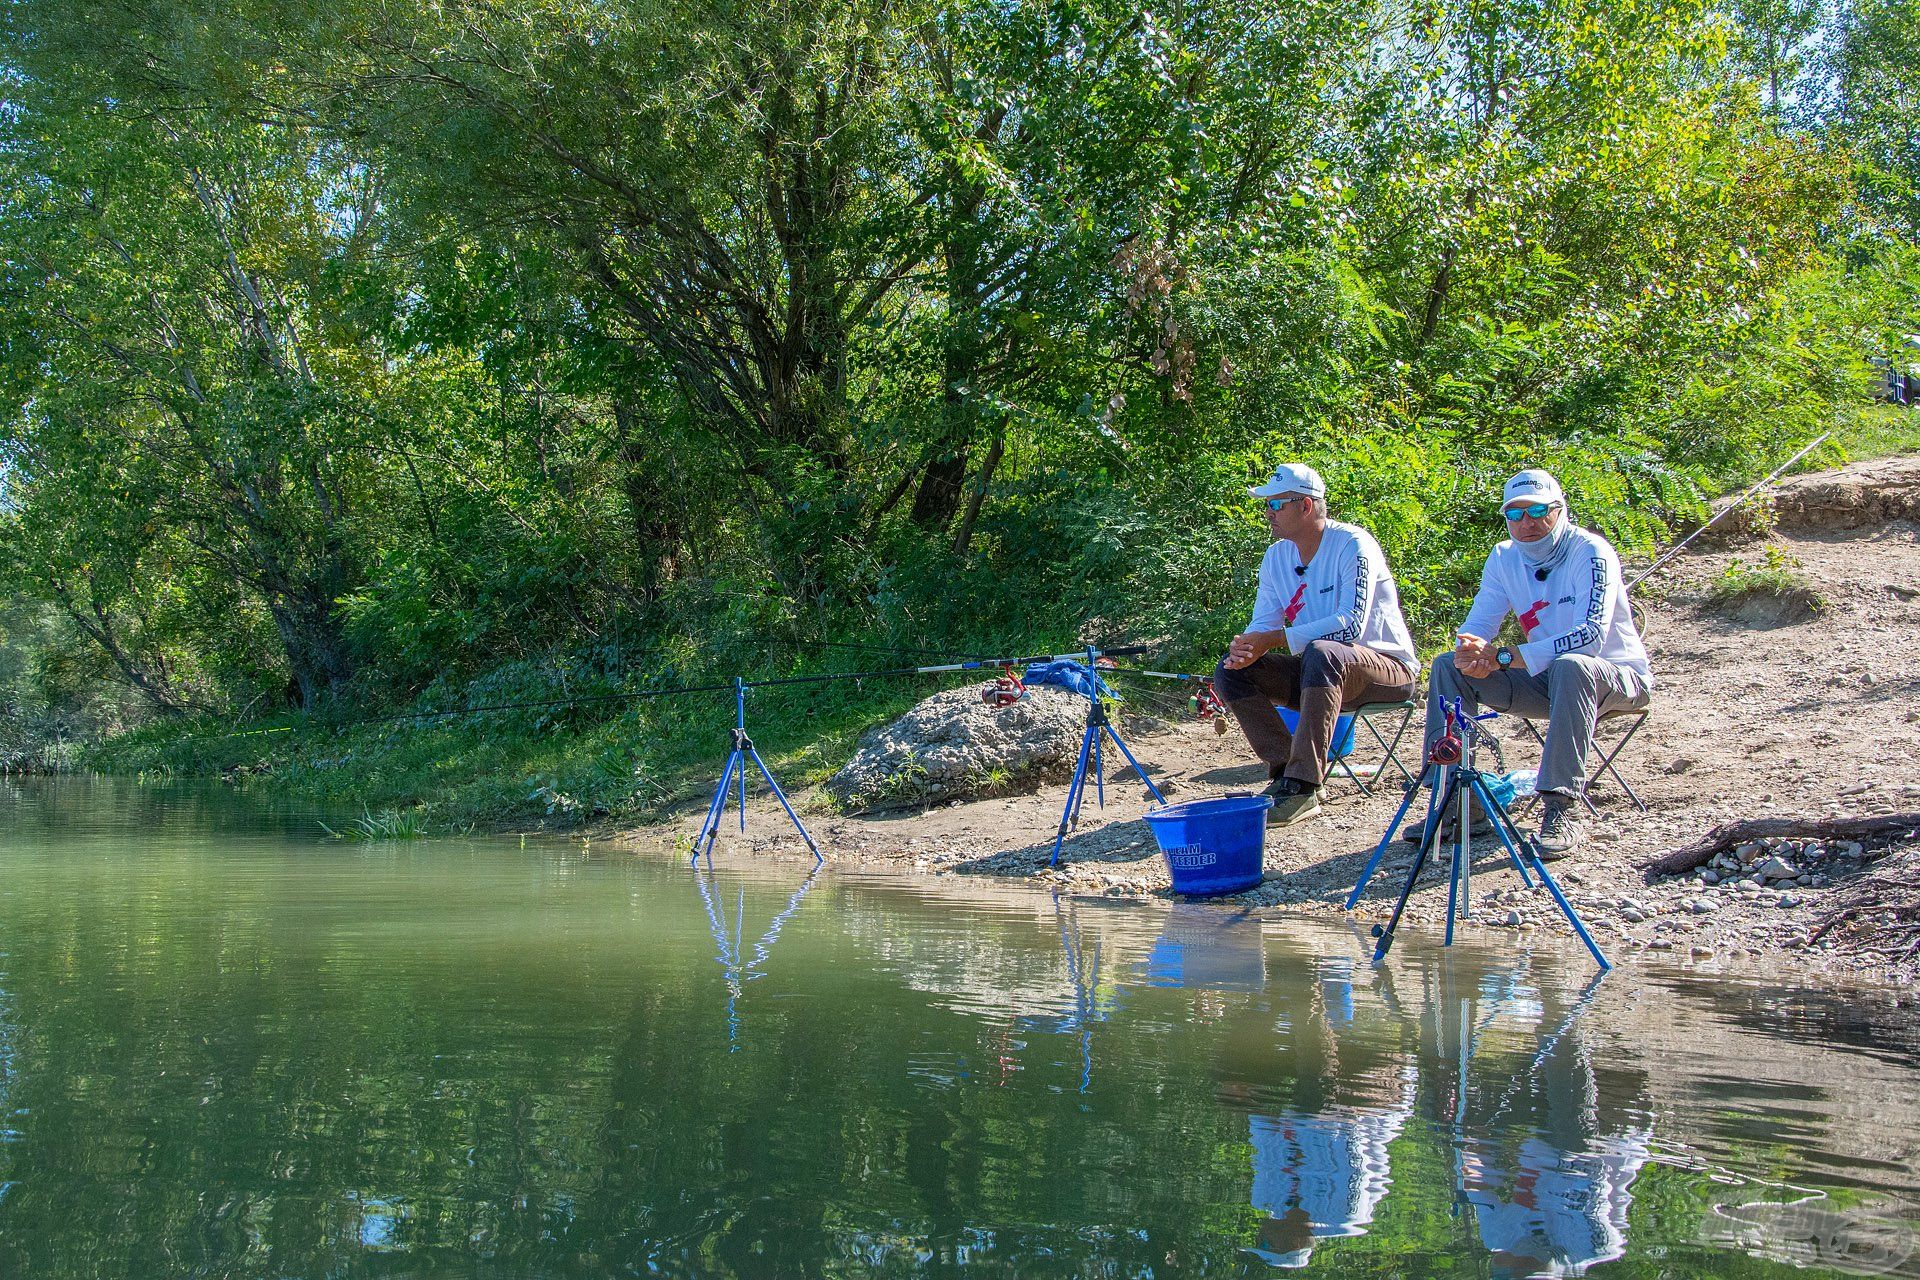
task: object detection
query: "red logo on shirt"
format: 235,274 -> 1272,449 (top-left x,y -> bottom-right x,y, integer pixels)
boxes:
1283,583 -> 1307,625
1517,600 -> 1549,637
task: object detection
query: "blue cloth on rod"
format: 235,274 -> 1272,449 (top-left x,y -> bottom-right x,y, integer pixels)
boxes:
1023,660 -> 1118,701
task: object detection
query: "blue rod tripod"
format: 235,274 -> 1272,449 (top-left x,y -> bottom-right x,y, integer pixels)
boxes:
1050,646 -> 1167,867
1354,700 -> 1610,971
691,678 -> 823,867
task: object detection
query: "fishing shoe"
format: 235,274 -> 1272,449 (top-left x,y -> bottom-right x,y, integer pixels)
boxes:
1264,776 -> 1323,827
1535,794 -> 1583,860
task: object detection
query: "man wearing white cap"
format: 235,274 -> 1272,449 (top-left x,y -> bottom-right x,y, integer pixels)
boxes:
1422,469 -> 1652,856
1214,463 -> 1419,826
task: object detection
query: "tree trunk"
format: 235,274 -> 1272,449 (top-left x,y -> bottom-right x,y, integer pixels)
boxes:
950,427 -> 1006,558
1416,247 -> 1457,352
1643,812 -> 1920,877
910,177 -> 986,532
263,572 -> 355,709
612,398 -> 683,602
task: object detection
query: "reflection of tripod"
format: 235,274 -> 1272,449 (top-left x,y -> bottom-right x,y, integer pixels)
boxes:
1347,699 -> 1610,971
1050,647 -> 1166,866
693,866 -> 819,1049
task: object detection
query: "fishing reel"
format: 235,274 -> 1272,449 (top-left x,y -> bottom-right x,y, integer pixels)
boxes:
1188,678 -> 1230,735
1426,701 -> 1506,770
982,672 -> 1027,708
1428,702 -> 1465,764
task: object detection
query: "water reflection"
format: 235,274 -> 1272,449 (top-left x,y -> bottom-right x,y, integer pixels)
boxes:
1443,971 -> 1650,1278
1047,895 -> 1108,1093
1145,905 -> 1266,993
1247,1073 -> 1415,1267
693,866 -> 818,1049
0,779 -> 1915,1278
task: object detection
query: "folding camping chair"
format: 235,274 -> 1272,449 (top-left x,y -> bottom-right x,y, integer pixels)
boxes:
1328,699 -> 1419,797
1516,707 -> 1650,815
1265,696 -> 1418,798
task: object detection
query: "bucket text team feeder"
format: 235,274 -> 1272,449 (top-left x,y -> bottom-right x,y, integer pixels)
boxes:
1144,794 -> 1275,897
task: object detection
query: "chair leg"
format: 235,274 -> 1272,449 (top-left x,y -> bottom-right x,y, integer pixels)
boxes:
1524,713 -> 1647,815
1592,711 -> 1650,813
1369,705 -> 1415,786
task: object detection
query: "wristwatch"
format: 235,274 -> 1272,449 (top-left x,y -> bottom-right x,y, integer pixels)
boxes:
1495,646 -> 1515,669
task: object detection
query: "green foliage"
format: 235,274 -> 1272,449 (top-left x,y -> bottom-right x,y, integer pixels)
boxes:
320,806 -> 434,841
3,0 -> 1918,813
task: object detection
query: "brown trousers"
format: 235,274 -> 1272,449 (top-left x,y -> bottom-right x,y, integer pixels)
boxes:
1213,640 -> 1416,786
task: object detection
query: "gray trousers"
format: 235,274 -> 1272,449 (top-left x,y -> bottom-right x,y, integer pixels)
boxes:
1423,652 -> 1651,797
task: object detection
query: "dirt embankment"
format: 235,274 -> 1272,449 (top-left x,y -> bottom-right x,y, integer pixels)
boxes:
618,455 -> 1920,988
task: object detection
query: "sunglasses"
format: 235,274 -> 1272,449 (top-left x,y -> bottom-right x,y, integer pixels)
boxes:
1503,501 -> 1559,522
1263,495 -> 1311,513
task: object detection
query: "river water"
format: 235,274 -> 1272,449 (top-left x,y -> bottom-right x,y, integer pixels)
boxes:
0,777 -> 1915,1278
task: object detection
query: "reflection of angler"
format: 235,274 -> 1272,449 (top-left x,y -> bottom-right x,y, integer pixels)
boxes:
1248,1071 -> 1417,1267
1247,958 -> 1416,1268
693,868 -> 819,1049
1460,1131 -> 1652,1278
1449,968 -> 1650,1278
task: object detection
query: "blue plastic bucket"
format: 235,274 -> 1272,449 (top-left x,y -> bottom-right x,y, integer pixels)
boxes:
1143,794 -> 1273,897
1275,706 -> 1358,760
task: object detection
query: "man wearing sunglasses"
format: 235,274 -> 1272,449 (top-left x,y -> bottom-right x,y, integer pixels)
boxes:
1214,463 -> 1419,826
1420,469 -> 1652,857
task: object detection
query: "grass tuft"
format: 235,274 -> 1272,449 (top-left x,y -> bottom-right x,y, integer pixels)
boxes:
320,805 -> 434,841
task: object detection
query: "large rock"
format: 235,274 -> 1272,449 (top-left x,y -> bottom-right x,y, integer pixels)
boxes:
826,684 -> 1090,812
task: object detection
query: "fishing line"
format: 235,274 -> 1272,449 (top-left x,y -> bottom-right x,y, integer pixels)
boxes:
196,646 -> 1149,742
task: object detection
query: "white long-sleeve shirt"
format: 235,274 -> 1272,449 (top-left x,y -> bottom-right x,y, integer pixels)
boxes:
1249,521 -> 1418,673
1459,528 -> 1651,680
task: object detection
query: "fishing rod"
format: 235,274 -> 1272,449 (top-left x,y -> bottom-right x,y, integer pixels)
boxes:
1105,664 -> 1229,724
203,645 -> 1150,741
1628,430 -> 1831,591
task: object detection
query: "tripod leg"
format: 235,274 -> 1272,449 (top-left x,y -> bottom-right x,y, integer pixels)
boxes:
1445,784 -> 1464,946
1100,723 -> 1167,805
694,750 -> 738,864
1447,766 -> 1474,942
1528,856 -> 1612,972
702,752 -> 737,859
1468,775 -> 1535,888
1051,725 -> 1096,866
739,745 -> 749,831
1344,760 -> 1434,910
702,751 -> 743,861
1372,768 -> 1461,963
747,745 -> 824,865
1474,781 -> 1611,971
1070,725 -> 1093,826
1093,729 -> 1105,809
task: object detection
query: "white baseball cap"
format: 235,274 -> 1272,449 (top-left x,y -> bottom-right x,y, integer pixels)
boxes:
1249,462 -> 1327,500
1500,468 -> 1564,511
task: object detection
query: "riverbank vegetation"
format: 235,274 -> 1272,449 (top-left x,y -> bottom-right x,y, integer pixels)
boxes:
3,0 -> 1919,825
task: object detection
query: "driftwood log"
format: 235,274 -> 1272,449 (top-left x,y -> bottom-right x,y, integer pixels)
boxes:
1643,811 -> 1920,878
